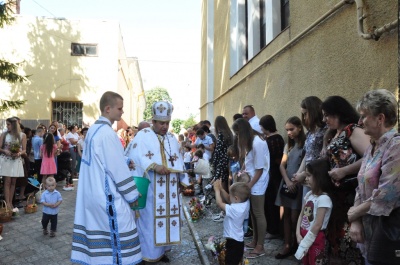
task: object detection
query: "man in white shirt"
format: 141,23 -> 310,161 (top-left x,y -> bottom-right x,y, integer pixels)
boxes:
242,105 -> 262,133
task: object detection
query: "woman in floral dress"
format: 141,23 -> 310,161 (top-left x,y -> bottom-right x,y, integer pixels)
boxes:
0,117 -> 26,209
212,116 -> 233,193
322,96 -> 370,264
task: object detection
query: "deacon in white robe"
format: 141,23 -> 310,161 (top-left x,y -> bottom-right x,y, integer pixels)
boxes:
71,92 -> 142,265
125,101 -> 184,262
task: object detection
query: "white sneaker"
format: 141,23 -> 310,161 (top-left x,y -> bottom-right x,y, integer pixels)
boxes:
213,211 -> 225,222
63,186 -> 73,191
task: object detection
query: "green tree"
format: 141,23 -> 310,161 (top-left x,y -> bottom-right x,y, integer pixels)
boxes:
0,1 -> 27,112
143,87 -> 172,120
183,113 -> 198,129
171,119 -> 183,134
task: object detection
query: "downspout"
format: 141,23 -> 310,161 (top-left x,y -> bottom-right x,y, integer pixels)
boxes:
201,0 -> 355,108
355,0 -> 398,40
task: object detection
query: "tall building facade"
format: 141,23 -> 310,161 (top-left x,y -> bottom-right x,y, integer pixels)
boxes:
200,0 -> 398,129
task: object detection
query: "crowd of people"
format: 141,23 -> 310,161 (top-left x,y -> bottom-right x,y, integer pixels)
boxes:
1,88 -> 399,265
177,90 -> 400,265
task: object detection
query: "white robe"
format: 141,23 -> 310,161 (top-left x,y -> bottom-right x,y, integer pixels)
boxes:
71,117 -> 142,265
125,127 -> 184,262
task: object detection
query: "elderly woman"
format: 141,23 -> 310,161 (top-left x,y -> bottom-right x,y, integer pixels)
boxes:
348,89 -> 400,265
232,118 -> 270,259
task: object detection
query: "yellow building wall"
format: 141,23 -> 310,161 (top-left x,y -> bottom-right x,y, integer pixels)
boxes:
200,0 -> 398,131
0,16 -> 141,128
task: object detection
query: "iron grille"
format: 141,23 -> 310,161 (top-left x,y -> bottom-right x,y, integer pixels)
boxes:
52,101 -> 83,128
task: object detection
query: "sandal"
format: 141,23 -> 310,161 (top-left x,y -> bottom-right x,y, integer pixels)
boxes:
244,243 -> 256,250
245,251 -> 265,259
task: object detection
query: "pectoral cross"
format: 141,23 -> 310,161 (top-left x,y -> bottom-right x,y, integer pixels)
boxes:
168,156 -> 175,167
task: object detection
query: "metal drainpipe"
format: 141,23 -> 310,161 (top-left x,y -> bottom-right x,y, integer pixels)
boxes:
201,0 -> 355,109
355,0 -> 399,40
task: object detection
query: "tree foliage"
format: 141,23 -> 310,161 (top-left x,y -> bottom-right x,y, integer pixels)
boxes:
0,1 -> 27,112
0,1 -> 14,27
171,119 -> 183,134
143,87 -> 172,120
183,113 -> 198,129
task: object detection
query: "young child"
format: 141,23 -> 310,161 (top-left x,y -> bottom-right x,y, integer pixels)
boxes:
183,146 -> 192,170
191,149 -> 204,194
32,127 -> 44,183
213,179 -> 251,265
227,145 -> 240,185
233,170 -> 251,234
40,177 -> 62,237
295,159 -> 333,264
40,133 -> 58,185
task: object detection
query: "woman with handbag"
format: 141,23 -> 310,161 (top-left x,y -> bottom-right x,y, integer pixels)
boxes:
321,96 -> 370,264
274,116 -> 306,259
348,89 -> 400,265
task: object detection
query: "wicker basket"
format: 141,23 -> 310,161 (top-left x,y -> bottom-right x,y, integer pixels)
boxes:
24,194 -> 38,214
217,249 -> 226,265
0,200 -> 12,222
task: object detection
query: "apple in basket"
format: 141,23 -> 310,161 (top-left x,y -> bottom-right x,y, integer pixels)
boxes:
26,204 -> 37,209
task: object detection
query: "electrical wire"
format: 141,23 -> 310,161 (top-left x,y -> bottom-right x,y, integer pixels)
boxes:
31,0 -> 57,17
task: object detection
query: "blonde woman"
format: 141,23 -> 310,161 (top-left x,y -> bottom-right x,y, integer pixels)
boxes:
0,117 -> 27,209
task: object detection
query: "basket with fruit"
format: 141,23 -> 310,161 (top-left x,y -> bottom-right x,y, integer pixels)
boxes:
24,194 -> 38,214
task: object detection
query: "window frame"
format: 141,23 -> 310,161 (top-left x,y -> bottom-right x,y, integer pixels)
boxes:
71,43 -> 98,57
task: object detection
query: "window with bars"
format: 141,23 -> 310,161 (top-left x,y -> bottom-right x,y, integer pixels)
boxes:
52,101 -> 83,128
71,43 -> 98,56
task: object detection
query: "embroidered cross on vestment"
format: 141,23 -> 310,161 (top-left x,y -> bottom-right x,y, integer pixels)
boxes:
157,177 -> 166,187
157,205 -> 165,215
145,151 -> 154,159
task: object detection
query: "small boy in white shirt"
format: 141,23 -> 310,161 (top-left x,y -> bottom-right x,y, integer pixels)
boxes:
183,146 -> 192,170
213,179 -> 251,265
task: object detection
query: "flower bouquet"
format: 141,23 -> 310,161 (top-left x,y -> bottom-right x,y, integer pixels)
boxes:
205,236 -> 226,265
10,141 -> 20,159
188,197 -> 204,222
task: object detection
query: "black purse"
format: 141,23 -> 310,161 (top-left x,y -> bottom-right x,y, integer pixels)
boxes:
280,182 -> 297,199
367,205 -> 400,264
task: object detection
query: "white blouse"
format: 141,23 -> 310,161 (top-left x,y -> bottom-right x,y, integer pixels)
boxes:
245,135 -> 270,195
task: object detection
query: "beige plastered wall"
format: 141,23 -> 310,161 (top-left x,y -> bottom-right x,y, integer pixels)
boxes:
200,0 -> 398,132
0,16 -> 138,128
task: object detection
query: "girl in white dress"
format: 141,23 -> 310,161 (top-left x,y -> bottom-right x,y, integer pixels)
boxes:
0,117 -> 27,209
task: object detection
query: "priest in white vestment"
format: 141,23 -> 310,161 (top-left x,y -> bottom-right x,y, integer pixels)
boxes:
125,101 -> 184,262
71,91 -> 142,265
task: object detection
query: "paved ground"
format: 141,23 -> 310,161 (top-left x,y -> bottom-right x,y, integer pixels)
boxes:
0,179 -> 200,265
182,193 -> 299,265
0,179 -> 299,265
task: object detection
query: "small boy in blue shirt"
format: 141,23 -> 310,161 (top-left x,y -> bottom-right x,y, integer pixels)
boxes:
213,179 -> 250,265
32,127 -> 44,183
41,177 -> 62,237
